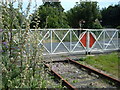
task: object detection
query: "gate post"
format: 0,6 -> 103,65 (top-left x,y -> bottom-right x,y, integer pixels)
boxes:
103,30 -> 105,52
51,30 -> 53,53
86,30 -> 90,55
117,30 -> 119,49
70,29 -> 72,52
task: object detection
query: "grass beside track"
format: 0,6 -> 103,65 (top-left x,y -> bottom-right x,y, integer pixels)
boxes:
78,52 -> 119,79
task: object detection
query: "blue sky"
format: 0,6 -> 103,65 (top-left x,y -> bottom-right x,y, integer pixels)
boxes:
14,0 -> 120,14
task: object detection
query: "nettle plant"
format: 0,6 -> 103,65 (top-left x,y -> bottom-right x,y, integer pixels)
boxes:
1,0 -> 48,88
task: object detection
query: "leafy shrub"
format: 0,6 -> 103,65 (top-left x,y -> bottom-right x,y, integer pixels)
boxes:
92,22 -> 103,29
1,0 -> 48,89
92,19 -> 103,29
116,26 -> 120,29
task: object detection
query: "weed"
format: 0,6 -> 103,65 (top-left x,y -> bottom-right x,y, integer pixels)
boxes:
72,80 -> 79,83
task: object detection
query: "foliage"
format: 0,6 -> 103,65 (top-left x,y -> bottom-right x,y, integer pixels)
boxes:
66,1 -> 102,29
101,4 -> 120,28
78,53 -> 119,78
92,19 -> 103,29
2,7 -> 25,29
116,26 -> 120,29
1,0 -> 48,89
30,2 -> 70,28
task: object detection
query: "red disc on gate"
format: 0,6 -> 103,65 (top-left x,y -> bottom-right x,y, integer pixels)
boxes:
80,32 -> 96,48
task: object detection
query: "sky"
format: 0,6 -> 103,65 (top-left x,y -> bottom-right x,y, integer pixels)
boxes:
13,0 -> 120,14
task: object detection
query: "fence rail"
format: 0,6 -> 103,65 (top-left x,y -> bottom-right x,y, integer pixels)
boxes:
12,28 -> 119,55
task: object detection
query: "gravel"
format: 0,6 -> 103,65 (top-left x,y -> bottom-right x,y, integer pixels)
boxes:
49,62 -> 117,88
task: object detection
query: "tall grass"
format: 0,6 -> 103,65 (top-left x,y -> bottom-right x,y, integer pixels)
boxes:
78,53 -> 119,78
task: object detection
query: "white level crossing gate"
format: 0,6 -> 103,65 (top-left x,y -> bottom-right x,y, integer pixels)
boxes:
29,29 -> 119,55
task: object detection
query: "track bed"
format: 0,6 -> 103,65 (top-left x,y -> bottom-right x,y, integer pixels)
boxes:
45,58 -> 120,89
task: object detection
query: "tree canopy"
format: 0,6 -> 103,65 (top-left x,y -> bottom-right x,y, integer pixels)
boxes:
66,1 -> 102,29
30,2 -> 70,28
101,4 -> 120,28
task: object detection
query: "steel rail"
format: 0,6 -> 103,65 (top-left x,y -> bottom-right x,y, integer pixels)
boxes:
45,64 -> 76,90
67,58 -> 120,87
45,58 -> 120,89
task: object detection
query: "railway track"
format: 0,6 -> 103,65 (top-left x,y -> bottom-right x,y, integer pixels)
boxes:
45,58 -> 120,89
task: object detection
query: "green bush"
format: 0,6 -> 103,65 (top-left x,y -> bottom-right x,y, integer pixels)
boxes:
1,0 -> 47,89
92,22 -> 103,29
92,19 -> 103,29
116,26 -> 120,29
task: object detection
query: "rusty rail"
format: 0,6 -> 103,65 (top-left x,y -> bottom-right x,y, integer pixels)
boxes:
45,64 -> 76,90
45,58 -> 120,89
67,58 -> 120,87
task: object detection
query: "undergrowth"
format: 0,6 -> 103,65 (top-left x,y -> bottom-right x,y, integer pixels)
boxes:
78,53 -> 119,78
1,0 -> 63,89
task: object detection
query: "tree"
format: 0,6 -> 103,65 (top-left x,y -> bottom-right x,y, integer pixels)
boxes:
101,4 -> 120,28
30,2 -> 70,28
66,1 -> 102,29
